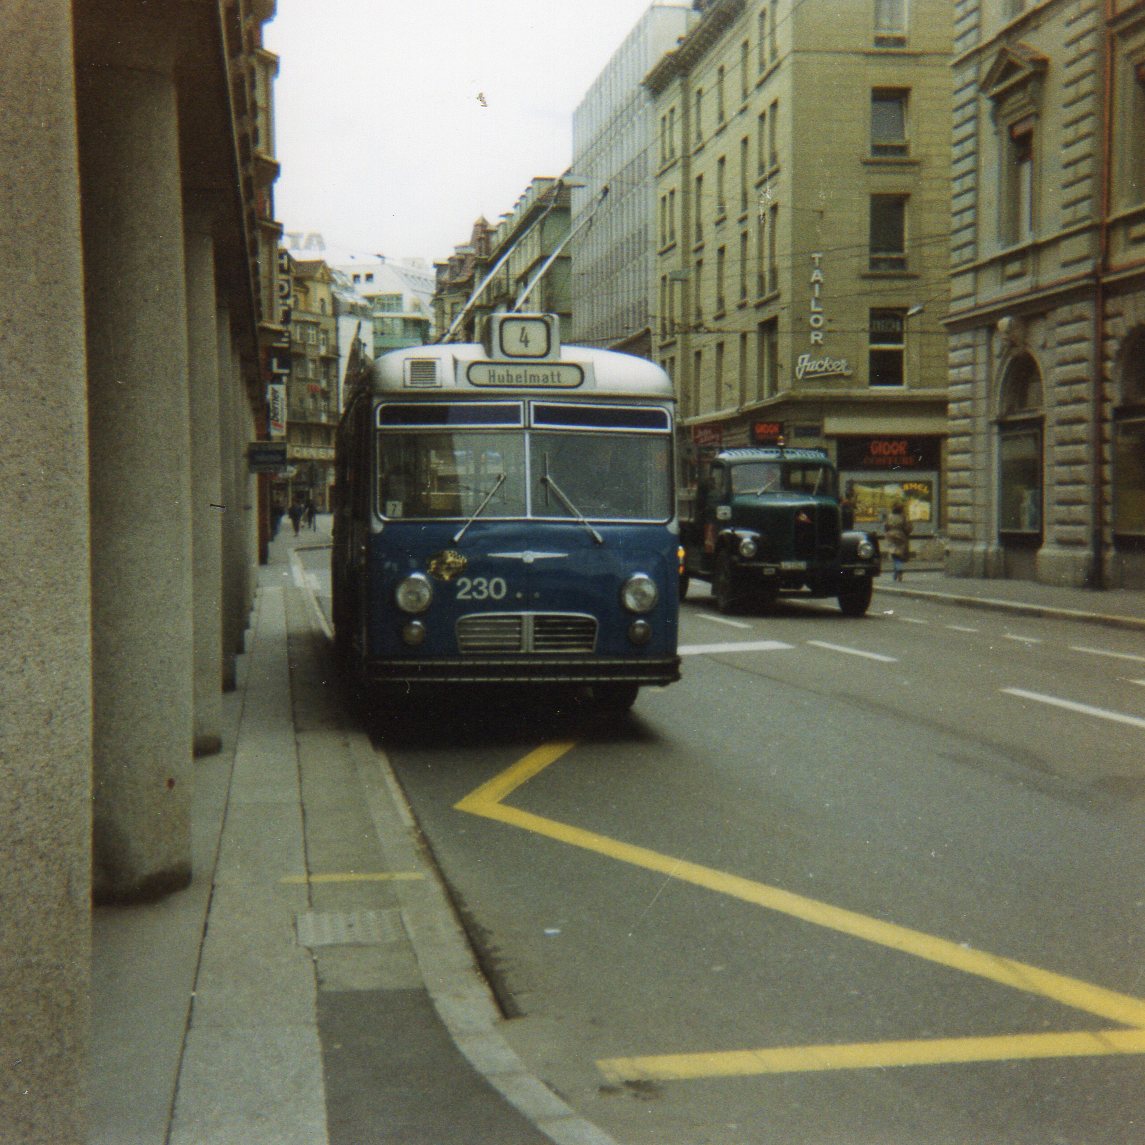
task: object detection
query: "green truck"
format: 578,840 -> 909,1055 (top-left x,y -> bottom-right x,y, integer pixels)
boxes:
679,447 -> 881,615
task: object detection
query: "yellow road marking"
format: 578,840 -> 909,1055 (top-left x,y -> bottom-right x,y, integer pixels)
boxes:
280,871 -> 425,885
455,740 -> 1145,1079
598,1028 -> 1145,1082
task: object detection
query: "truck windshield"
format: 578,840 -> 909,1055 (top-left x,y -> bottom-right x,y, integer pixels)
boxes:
730,461 -> 836,497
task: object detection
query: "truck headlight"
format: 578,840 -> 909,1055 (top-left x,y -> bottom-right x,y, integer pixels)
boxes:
738,535 -> 759,559
620,573 -> 659,614
857,538 -> 876,560
395,573 -> 433,614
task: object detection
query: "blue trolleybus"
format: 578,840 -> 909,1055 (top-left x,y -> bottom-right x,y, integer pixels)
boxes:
331,313 -> 680,712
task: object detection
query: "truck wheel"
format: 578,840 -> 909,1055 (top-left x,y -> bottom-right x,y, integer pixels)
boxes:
713,552 -> 741,614
838,579 -> 873,617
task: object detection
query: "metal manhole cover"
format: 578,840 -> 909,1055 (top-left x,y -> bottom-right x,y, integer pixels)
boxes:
295,908 -> 404,948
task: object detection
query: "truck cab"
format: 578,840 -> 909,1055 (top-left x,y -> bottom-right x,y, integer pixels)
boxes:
680,447 -> 880,615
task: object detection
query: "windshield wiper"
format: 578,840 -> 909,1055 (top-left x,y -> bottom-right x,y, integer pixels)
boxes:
541,457 -> 604,545
452,472 -> 506,543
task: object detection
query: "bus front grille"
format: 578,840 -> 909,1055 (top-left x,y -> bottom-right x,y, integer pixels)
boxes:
456,613 -> 597,654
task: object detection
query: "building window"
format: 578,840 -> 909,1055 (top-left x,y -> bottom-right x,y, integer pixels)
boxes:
741,40 -> 750,100
874,0 -> 906,46
871,89 -> 909,157
669,106 -> 677,159
1002,118 -> 1036,244
739,331 -> 749,403
715,341 -> 726,406
768,100 -> 779,168
692,348 -> 703,417
694,259 -> 704,324
868,309 -> 906,387
1114,331 -> 1145,539
997,353 -> 1044,537
869,194 -> 907,271
717,66 -> 726,124
694,174 -> 704,243
694,88 -> 704,144
668,188 -> 677,244
758,7 -> 768,73
767,203 -> 779,293
770,0 -> 779,61
739,230 -> 750,302
716,245 -> 727,314
758,317 -> 779,397
756,214 -> 767,297
716,156 -> 727,218
740,136 -> 750,213
757,110 -> 768,174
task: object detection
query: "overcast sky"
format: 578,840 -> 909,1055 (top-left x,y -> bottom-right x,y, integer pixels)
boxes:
265,0 -> 670,266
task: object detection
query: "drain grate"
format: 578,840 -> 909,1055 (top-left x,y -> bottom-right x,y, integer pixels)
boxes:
295,908 -> 405,948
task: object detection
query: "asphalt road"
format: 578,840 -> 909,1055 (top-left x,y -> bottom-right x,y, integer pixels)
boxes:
301,548 -> 1145,1145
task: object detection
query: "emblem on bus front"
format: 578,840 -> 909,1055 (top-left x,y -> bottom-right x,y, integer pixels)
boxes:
427,550 -> 468,581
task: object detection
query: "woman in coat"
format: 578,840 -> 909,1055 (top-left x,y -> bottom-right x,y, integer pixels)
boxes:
884,501 -> 912,581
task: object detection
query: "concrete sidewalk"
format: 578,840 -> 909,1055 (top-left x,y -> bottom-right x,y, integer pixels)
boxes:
875,564 -> 1145,630
90,527 -> 1145,1144
90,521 -> 615,1145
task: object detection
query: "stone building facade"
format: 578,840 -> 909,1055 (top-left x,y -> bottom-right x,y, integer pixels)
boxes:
647,0 -> 953,545
1,2 -> 278,1139
570,1 -> 698,353
286,258 -> 339,510
435,179 -> 575,343
947,0 -> 1145,587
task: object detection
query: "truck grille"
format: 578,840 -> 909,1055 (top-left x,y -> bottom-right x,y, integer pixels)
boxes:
456,613 -> 597,654
792,505 -> 840,560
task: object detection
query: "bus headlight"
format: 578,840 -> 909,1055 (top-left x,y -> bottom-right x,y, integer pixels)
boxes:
621,573 -> 659,614
857,538 -> 876,560
395,573 -> 433,614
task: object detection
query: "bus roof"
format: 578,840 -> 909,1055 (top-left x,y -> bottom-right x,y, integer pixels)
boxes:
360,341 -> 675,402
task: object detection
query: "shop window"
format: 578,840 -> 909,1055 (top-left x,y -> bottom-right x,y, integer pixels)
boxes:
997,353 -> 1044,537
1114,331 -> 1145,539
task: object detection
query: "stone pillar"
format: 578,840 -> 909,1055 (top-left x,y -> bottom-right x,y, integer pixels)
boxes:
0,4 -> 91,1141
75,7 -> 194,902
219,309 -> 249,688
185,200 -> 224,753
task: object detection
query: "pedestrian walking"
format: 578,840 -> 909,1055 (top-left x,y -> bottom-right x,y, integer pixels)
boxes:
306,499 -> 317,530
884,500 -> 912,582
288,500 -> 303,536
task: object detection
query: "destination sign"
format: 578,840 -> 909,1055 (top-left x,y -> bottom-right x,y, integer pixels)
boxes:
467,362 -> 584,389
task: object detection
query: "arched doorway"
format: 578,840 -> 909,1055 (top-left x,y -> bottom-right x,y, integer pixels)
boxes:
1113,329 -> 1145,575
996,352 -> 1044,576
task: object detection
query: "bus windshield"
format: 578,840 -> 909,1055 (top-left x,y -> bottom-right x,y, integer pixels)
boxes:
377,431 -> 527,519
376,427 -> 671,522
530,430 -> 671,521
